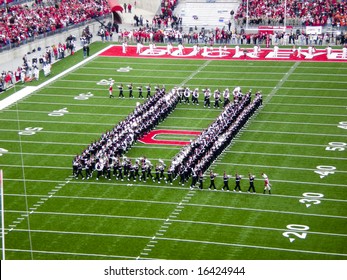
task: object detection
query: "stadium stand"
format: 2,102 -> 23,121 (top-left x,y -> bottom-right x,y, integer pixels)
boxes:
0,0 -> 111,48
174,0 -> 239,29
235,0 -> 347,27
1,0 -> 346,87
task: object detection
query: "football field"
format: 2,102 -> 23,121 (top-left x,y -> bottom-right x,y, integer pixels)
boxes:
0,43 -> 346,260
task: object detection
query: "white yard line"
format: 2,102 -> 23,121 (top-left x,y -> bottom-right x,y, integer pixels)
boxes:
6,150 -> 347,162
6,228 -> 347,258
4,194 -> 347,219
6,248 -> 144,260
6,213 -> 347,237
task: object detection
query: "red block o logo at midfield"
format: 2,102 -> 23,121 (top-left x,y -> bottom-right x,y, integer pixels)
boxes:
139,129 -> 201,146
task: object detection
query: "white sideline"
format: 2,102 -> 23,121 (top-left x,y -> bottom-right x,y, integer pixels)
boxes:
0,86 -> 37,110
0,45 -> 114,111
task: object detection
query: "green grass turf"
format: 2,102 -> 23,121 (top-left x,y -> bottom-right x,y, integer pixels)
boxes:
0,42 -> 346,260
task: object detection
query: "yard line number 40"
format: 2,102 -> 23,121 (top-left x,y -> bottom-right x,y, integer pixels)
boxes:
315,141 -> 346,179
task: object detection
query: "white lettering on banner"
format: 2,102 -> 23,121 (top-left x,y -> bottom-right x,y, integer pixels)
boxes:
302,52 -> 325,59
171,49 -> 200,57
244,52 -> 259,59
328,53 -> 347,60
140,48 -> 167,56
134,46 -> 346,61
232,51 -> 245,58
201,50 -> 230,58
266,51 -> 292,59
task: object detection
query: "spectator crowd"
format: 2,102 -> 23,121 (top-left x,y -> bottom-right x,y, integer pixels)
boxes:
0,0 -> 110,48
235,0 -> 347,27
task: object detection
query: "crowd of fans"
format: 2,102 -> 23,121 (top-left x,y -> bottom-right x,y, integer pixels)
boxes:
2,0 -> 347,92
0,25 -> 93,93
72,85 -> 180,181
2,0 -> 347,49
0,0 -> 110,48
235,0 -> 347,27
117,26 -> 346,47
153,0 -> 180,29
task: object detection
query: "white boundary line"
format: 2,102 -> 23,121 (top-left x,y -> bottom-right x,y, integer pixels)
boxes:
4,194 -> 347,219
0,45 -> 114,111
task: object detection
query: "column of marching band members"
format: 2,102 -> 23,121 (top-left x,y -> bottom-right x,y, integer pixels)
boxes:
72,86 -> 265,192
169,89 -> 263,189
72,86 -> 179,180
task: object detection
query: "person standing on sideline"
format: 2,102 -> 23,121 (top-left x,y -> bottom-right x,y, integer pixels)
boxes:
208,171 -> 217,190
248,173 -> 256,193
167,42 -> 173,55
326,45 -> 332,58
273,44 -> 279,58
262,173 -> 272,194
109,82 -> 114,98
233,173 -> 242,192
136,41 -> 143,54
221,171 -> 230,191
122,41 -> 127,54
178,42 -> 184,55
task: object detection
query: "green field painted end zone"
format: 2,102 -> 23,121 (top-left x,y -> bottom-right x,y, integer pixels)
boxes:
0,46 -> 346,260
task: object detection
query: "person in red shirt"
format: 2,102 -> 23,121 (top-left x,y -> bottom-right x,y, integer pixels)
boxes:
109,82 -> 114,98
262,173 -> 272,194
128,3 -> 132,13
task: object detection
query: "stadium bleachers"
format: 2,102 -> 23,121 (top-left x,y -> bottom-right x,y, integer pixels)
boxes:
0,0 -> 111,48
176,0 -> 239,29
